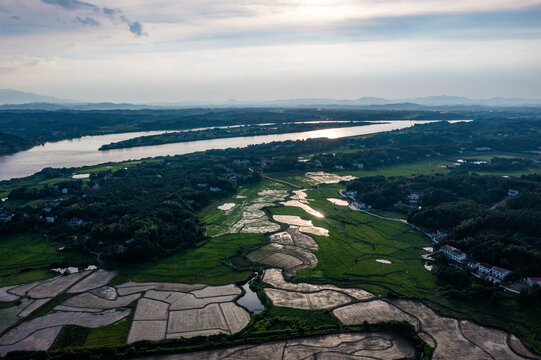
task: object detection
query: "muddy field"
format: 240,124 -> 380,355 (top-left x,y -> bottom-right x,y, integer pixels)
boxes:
248,228 -> 319,276
272,215 -> 329,236
281,190 -> 324,218
126,283 -> 248,343
230,189 -> 287,234
333,300 -> 419,329
262,268 -> 533,360
143,332 -> 415,359
327,197 -> 349,206
0,270 -> 250,355
302,172 -> 357,185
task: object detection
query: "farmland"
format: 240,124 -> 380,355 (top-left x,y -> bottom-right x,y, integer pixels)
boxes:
114,233 -> 264,285
268,183 -> 436,298
0,233 -> 88,287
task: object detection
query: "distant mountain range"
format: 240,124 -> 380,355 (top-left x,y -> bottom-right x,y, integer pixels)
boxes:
1,89 -> 541,110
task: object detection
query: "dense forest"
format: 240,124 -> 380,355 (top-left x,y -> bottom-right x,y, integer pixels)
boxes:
0,156 -> 259,263
346,173 -> 541,275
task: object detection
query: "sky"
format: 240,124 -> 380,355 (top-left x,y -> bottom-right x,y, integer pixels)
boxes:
1,0 -> 541,103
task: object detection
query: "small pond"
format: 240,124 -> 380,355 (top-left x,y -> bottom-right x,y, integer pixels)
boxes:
237,278 -> 264,314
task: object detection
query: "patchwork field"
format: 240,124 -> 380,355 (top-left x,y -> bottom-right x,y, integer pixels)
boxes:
247,228 -> 319,276
150,332 -> 417,359
262,267 -> 532,360
0,269 -> 251,354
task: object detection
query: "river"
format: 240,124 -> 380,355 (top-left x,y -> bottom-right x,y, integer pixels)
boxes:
0,120 -> 463,181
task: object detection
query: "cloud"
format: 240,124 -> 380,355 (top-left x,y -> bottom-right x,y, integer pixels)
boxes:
0,56 -> 50,73
41,0 -> 97,11
128,21 -> 144,36
102,7 -> 120,17
39,0 -> 146,36
121,16 -> 146,37
75,16 -> 99,26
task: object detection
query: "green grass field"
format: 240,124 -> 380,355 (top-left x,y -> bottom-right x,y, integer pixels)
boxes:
114,233 -> 264,285
267,183 -> 436,298
0,233 -> 75,287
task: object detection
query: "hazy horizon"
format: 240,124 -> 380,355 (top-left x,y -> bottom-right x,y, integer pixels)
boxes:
1,0 -> 541,103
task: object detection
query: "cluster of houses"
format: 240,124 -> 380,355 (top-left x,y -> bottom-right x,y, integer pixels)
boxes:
440,244 -> 540,288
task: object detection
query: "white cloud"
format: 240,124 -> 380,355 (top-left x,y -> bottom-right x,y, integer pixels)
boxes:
0,0 -> 540,100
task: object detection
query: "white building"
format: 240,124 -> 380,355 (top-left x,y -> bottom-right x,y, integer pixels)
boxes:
440,244 -> 467,263
526,277 -> 541,287
478,263 -> 492,275
491,266 -> 512,280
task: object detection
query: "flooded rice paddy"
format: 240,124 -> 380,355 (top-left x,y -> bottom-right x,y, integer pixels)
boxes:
327,197 -> 349,206
217,203 -> 236,211
272,215 -> 329,236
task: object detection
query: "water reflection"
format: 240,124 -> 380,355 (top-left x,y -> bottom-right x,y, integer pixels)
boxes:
237,278 -> 264,314
0,120 -> 463,181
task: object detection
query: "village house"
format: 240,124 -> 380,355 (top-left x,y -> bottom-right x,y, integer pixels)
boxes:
478,263 -> 492,276
210,187 -> 222,192
491,266 -> 512,281
440,244 -> 467,263
353,162 -> 364,169
526,277 -> 541,287
467,260 -> 480,270
62,188 -> 69,194
408,193 -> 421,206
335,165 -> 344,170
430,230 -> 448,243
46,216 -> 56,223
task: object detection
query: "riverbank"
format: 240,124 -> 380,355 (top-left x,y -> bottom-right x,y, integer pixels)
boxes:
98,121 -> 373,150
